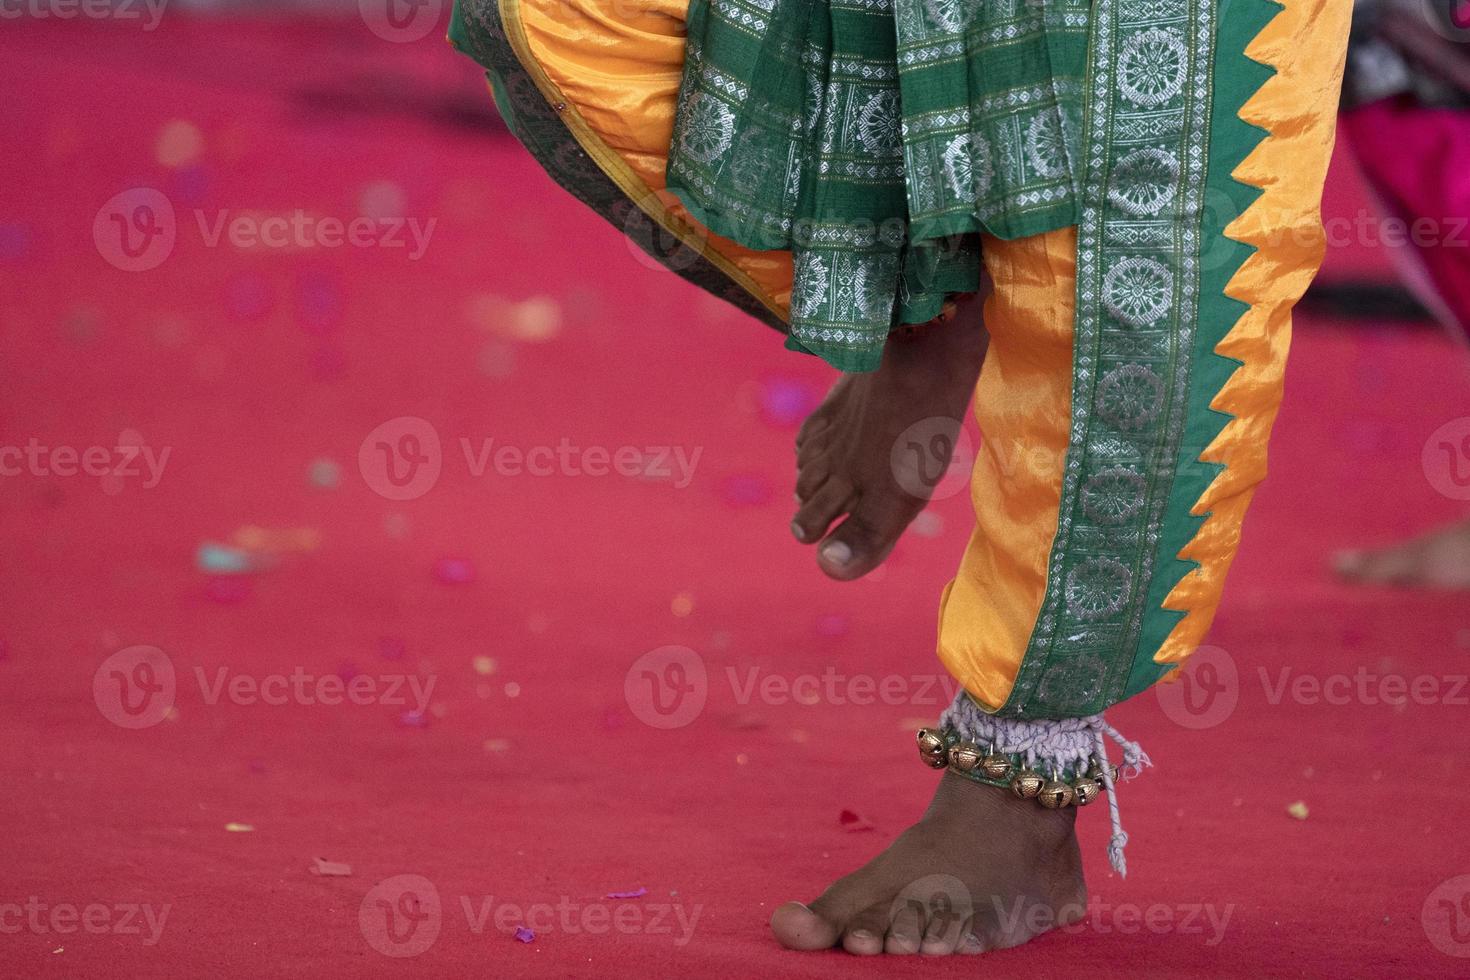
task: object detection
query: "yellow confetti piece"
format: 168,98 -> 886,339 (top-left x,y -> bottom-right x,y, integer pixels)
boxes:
509,297 -> 562,342
671,593 -> 694,617
473,656 -> 497,676
225,822 -> 255,833
1286,801 -> 1309,821
156,119 -> 203,169
231,526 -> 322,554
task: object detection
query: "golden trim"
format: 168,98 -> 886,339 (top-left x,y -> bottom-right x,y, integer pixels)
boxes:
498,0 -> 788,322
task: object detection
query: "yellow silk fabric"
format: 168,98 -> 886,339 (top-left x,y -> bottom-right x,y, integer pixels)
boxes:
513,0 -> 793,313
937,0 -> 1352,710
935,228 -> 1077,705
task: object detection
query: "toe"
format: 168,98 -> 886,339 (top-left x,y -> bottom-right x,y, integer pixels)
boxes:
884,899 -> 924,954
795,425 -> 830,469
796,390 -> 841,453
840,903 -> 890,956
955,927 -> 986,956
794,453 -> 835,500
816,497 -> 910,581
792,478 -> 856,544
795,413 -> 831,454
919,908 -> 968,956
770,902 -> 840,951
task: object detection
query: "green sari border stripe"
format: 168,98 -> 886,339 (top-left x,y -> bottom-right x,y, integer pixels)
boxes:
1124,0 -> 1282,701
448,0 -> 789,335
996,0 -> 1277,719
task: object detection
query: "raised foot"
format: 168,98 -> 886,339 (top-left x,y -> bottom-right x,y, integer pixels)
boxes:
792,301 -> 987,581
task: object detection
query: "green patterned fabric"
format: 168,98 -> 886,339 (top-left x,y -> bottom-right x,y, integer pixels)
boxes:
994,0 -> 1277,717
448,0 -> 789,336
667,0 -> 1092,370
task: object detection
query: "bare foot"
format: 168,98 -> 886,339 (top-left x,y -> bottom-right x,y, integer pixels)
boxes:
770,771 -> 1085,955
1333,519 -> 1470,590
792,300 -> 987,580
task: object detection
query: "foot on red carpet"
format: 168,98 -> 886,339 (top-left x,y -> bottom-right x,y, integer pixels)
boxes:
770,771 -> 1086,956
791,299 -> 987,581
1333,518 -> 1470,590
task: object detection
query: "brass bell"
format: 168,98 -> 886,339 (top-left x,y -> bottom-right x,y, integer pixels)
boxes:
948,742 -> 983,773
979,754 -> 1013,781
916,729 -> 948,769
1071,777 -> 1101,806
1087,760 -> 1120,783
1038,780 -> 1076,809
1010,769 -> 1044,799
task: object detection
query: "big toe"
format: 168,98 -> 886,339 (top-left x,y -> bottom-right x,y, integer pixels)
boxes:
771,902 -> 840,951
817,499 -> 911,581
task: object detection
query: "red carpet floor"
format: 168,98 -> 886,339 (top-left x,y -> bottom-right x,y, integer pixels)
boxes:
3,14 -> 1468,979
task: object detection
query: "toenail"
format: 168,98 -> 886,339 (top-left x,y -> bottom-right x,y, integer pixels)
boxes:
850,929 -> 876,940
961,934 -> 983,951
791,521 -> 808,542
822,541 -> 852,565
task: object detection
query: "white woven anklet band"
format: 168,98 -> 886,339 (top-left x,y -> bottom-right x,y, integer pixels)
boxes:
938,693 -> 1152,877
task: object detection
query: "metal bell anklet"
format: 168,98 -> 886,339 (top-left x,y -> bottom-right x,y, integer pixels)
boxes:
915,727 -> 1118,810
